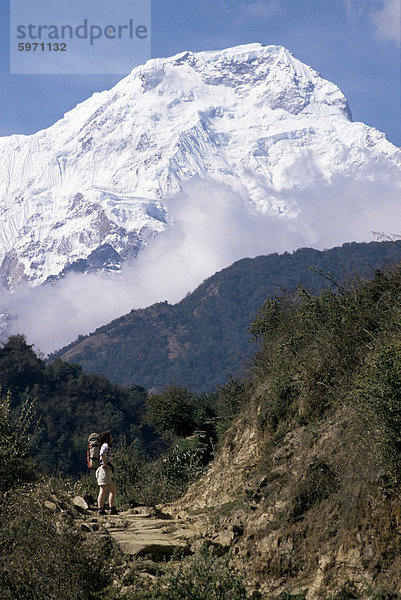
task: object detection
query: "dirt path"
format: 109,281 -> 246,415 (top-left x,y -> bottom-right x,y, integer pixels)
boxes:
85,505 -> 198,561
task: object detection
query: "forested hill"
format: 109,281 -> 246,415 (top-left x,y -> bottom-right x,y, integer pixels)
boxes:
53,241 -> 401,392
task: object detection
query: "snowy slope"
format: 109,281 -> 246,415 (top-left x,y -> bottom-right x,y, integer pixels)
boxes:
0,43 -> 400,288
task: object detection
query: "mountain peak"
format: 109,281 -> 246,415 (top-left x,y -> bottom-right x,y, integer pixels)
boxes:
0,43 -> 399,289
124,42 -> 350,120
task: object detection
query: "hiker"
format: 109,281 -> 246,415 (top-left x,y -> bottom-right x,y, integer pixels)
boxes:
96,430 -> 118,515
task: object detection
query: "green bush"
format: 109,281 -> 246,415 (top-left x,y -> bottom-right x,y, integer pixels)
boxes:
119,435 -> 209,506
145,385 -> 219,440
162,436 -> 208,489
145,385 -> 195,438
250,268 -> 401,430
113,434 -> 145,500
214,378 -> 246,437
355,342 -> 401,478
141,547 -> 247,600
72,471 -> 99,504
0,391 -> 37,492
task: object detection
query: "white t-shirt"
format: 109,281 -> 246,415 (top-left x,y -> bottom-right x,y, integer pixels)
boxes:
100,442 -> 112,466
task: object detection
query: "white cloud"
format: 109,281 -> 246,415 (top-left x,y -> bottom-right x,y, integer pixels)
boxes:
2,174 -> 401,355
371,0 -> 401,44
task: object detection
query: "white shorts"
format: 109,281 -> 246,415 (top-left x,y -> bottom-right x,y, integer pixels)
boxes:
96,465 -> 112,487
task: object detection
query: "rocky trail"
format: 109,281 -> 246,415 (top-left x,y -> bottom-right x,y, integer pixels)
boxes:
98,506 -> 197,561
73,499 -> 200,563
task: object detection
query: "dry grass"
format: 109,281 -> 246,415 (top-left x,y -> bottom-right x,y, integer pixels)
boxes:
0,478 -> 115,600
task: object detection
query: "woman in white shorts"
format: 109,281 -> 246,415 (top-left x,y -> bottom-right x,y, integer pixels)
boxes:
96,431 -> 118,515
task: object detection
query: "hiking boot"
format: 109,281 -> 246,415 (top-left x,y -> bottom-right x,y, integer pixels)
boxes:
98,508 -> 106,515
109,507 -> 118,516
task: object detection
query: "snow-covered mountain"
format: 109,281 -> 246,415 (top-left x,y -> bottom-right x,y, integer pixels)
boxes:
0,43 -> 400,288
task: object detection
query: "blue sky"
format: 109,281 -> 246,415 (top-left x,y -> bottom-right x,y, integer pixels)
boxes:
0,0 -> 400,145
10,0 -> 151,74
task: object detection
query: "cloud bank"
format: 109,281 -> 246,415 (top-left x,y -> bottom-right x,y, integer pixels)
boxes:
2,175 -> 401,355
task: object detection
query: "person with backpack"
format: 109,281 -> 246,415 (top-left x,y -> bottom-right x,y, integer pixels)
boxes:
96,430 -> 118,515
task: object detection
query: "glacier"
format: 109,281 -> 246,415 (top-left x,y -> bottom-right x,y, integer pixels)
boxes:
0,42 -> 400,289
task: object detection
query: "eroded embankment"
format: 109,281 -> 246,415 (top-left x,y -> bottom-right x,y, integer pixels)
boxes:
164,401 -> 401,599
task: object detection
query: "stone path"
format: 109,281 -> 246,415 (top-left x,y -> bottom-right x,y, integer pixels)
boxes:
87,505 -> 197,562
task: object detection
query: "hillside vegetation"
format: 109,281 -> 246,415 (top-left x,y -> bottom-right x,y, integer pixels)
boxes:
54,241 -> 401,392
0,335 -> 148,474
4,249 -> 401,598
0,335 -> 232,481
169,260 -> 401,597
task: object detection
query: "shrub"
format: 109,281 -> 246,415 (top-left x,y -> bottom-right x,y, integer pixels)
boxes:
0,479 -> 112,600
121,435 -> 209,506
162,436 -> 209,489
145,385 -> 195,438
214,378 -> 246,437
291,460 -> 338,520
250,268 -> 401,430
112,434 -> 145,500
355,342 -> 401,479
0,390 -> 37,492
140,547 -> 247,600
72,471 -> 99,504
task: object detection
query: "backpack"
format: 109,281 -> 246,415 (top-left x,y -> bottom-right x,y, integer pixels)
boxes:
87,432 -> 101,470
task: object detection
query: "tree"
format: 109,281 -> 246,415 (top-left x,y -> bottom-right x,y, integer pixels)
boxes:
145,385 -> 195,437
0,335 -> 45,393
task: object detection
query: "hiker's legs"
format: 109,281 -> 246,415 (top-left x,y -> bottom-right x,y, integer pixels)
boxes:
108,483 -> 117,508
98,485 -> 109,509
